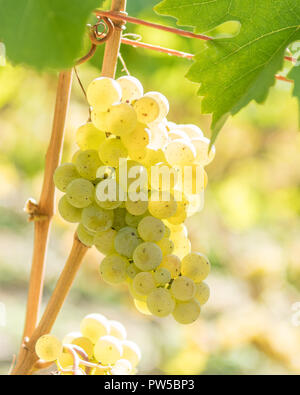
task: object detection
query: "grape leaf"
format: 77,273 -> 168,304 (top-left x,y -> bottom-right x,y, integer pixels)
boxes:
0,0 -> 103,70
288,65 -> 300,127
155,0 -> 300,142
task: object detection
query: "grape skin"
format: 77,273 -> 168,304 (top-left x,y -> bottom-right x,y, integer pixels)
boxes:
172,299 -> 201,324
82,203 -> 114,232
114,227 -> 142,258
94,228 -> 117,255
99,138 -> 128,168
87,77 -> 122,111
171,276 -> 196,302
58,195 -> 82,223
66,178 -> 94,208
117,76 -> 144,103
75,149 -> 102,181
80,313 -> 110,344
106,103 -> 137,137
54,163 -> 80,192
181,252 -> 211,282
195,282 -> 210,305
137,216 -> 165,242
76,223 -> 95,247
133,242 -> 162,271
76,122 -> 106,151
94,335 -> 123,365
133,96 -> 160,124
35,335 -> 62,362
100,254 -> 128,284
146,288 -> 175,317
133,272 -> 156,295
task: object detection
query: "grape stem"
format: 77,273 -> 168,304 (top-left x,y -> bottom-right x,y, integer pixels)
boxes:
22,70 -> 73,340
11,236 -> 88,375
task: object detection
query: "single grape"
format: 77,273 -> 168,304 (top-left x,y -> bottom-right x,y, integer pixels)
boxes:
133,96 -> 160,124
148,191 -> 177,219
117,76 -> 144,103
165,139 -> 196,166
154,268 -> 171,286
125,211 -> 145,228
133,242 -> 162,271
146,288 -> 175,317
100,254 -> 128,284
35,334 -> 62,362
171,276 -> 196,301
160,254 -> 181,278
121,122 -> 151,151
172,236 -> 191,259
95,179 -> 124,210
80,313 -> 110,344
111,359 -> 133,375
114,227 -> 142,258
75,149 -> 102,181
109,320 -> 127,340
76,223 -> 95,247
66,178 -> 94,208
99,138 -> 128,168
56,352 -> 73,369
54,163 -> 79,192
94,228 -> 117,255
82,203 -> 114,232
137,216 -> 165,242
126,262 -> 140,279
94,335 -> 123,365
181,252 -> 211,282
133,272 -> 156,295
121,340 -> 141,368
87,77 -> 122,111
106,103 -> 137,137
172,299 -> 201,324
167,201 -> 188,225
145,92 -> 169,122
91,109 -> 109,131
76,122 -> 106,150
140,148 -> 166,168
72,336 -> 94,359
194,282 -> 210,305
112,207 -> 127,231
156,237 -> 174,256
58,195 -> 82,223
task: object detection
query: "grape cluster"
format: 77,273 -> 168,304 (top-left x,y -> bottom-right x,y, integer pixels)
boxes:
35,314 -> 141,375
54,75 -> 215,325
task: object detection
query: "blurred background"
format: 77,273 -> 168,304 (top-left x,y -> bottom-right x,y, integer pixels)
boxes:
1,0 -> 300,375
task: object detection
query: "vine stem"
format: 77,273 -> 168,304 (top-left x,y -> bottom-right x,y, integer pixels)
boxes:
11,236 -> 88,375
23,70 -> 73,339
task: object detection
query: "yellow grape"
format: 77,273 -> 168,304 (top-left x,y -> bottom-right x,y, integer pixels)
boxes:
35,334 -> 62,362
181,252 -> 211,282
172,299 -> 201,325
94,335 -> 123,365
80,313 -> 110,344
106,103 -> 137,137
133,96 -> 160,124
87,77 -> 122,111
195,282 -> 210,305
76,122 -> 106,150
121,340 -> 141,368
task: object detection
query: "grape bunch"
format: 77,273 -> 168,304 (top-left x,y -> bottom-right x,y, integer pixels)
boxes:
53,75 -> 215,325
35,313 -> 141,375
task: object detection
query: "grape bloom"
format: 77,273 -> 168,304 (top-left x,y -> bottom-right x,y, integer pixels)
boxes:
54,75 -> 215,325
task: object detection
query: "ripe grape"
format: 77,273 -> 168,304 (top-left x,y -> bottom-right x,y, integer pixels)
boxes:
181,252 -> 211,282
106,103 -> 137,137
72,336 -> 94,359
76,122 -> 106,150
35,334 -> 62,362
75,149 -> 102,181
137,216 -> 165,242
195,282 -> 210,305
125,199 -> 148,216
99,138 -> 128,168
66,178 -> 94,208
94,228 -> 117,255
91,110 -> 109,131
133,96 -> 160,124
134,299 -> 151,315
94,335 -> 123,365
172,299 -> 201,324
76,223 -> 95,247
112,207 -> 127,230
133,272 -> 156,295
145,92 -> 169,122
54,163 -> 79,192
121,122 -> 151,151
117,76 -> 144,103
156,237 -> 174,256
58,195 -> 82,223
87,77 -> 122,111
171,276 -> 196,301
82,203 -> 114,232
133,242 -> 162,271
126,263 -> 140,279
80,313 -> 110,344
95,179 -> 124,210
100,254 -> 128,284
148,192 -> 177,219
146,288 -> 175,317
121,340 -> 141,368
154,268 -> 171,286
114,227 -> 142,258
165,139 -> 196,166
160,254 -> 181,278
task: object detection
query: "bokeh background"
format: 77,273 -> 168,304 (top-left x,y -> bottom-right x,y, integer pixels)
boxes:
1,0 -> 300,375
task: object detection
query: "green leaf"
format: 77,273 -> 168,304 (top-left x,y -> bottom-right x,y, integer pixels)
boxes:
0,0 -> 103,70
288,65 -> 300,128
155,0 -> 300,143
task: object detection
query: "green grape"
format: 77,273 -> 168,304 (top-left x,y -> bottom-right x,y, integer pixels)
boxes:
160,254 -> 181,278
137,216 -> 165,242
191,136 -> 215,165
171,276 -> 196,301
94,228 -> 117,255
111,359 -> 133,375
80,313 -> 109,344
121,122 -> 151,151
114,227 -> 142,258
66,178 -> 94,208
132,272 -> 156,295
121,340 -> 141,368
109,320 -> 127,340
106,103 -> 137,137
76,122 -> 106,150
148,191 -> 177,219
117,76 -> 144,103
165,139 -> 196,166
195,282 -> 210,305
154,268 -> 171,286
99,138 -> 128,168
53,163 -> 79,192
91,109 -> 109,132
95,179 -> 124,210
72,336 -> 94,359
35,335 -> 62,362
167,201 -> 188,225
146,288 -> 175,317
112,207 -> 127,230
126,262 -> 140,279
134,299 -> 151,316
173,236 -> 191,259
177,124 -> 204,139
133,96 -> 160,124
87,77 -> 122,111
76,223 -> 95,247
100,254 -> 128,284
156,238 -> 174,256
181,252 -> 211,282
172,299 -> 201,324
72,150 -> 82,164
140,148 -> 166,168
133,242 -> 162,271
58,195 -> 82,223
125,211 -> 145,228
144,92 -> 169,123
128,280 -> 147,302
163,225 -> 171,238
94,335 -> 123,365
82,203 -> 114,232
75,149 -> 102,181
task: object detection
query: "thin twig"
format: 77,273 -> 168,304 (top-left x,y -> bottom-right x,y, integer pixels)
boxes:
118,52 -> 131,75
